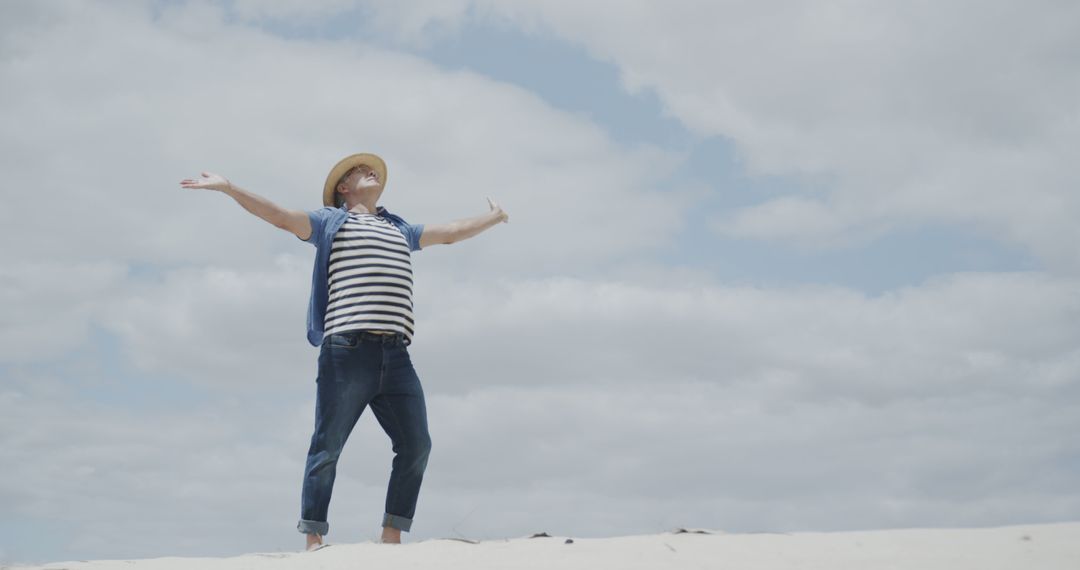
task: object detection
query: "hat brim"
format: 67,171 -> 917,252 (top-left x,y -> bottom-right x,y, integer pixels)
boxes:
323,153 -> 388,207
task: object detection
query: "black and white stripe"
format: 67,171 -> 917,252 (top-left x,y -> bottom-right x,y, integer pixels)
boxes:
324,213 -> 415,342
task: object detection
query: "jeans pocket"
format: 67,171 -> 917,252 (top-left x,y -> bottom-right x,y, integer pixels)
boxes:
327,332 -> 359,348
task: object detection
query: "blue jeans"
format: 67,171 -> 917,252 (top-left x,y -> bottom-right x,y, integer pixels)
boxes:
297,329 -> 432,536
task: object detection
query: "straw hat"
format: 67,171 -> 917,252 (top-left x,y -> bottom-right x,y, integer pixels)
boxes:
322,153 -> 388,207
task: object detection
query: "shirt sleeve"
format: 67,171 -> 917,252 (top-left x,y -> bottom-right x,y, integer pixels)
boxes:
401,222 -> 425,252
296,207 -> 333,245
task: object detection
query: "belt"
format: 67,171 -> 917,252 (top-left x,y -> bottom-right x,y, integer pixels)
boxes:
349,329 -> 410,346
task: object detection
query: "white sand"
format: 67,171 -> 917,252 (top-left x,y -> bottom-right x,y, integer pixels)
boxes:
9,522 -> 1078,570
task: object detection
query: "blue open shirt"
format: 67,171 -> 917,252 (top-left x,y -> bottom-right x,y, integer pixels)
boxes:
296,205 -> 424,346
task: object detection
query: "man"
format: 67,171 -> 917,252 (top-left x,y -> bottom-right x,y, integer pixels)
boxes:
179,152 -> 508,550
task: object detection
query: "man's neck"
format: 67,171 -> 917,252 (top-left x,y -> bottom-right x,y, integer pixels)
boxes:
346,202 -> 379,214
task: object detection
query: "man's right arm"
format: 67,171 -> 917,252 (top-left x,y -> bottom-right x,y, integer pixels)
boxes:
277,209 -> 314,241
220,184 -> 312,241
180,172 -> 313,241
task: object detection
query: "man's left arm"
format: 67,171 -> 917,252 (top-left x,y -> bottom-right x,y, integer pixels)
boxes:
419,197 -> 509,248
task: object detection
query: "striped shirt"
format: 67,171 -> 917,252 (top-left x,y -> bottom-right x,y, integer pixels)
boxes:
323,212 -> 415,343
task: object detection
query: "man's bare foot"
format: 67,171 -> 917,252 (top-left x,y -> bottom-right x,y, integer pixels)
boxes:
380,526 -> 402,544
306,533 -> 325,551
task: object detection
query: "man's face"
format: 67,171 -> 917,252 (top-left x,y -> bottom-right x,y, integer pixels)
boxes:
338,163 -> 383,201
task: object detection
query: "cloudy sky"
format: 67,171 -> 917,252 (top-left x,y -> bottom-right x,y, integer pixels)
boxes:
2,0 -> 1079,564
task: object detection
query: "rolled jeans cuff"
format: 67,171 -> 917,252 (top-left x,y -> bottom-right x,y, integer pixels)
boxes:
382,512 -> 413,532
297,519 -> 329,536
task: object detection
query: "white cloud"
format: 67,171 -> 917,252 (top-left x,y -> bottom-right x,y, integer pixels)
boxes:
94,253 -> 314,386
0,262 -> 129,363
330,0 -> 1080,270
89,252 -> 1080,405
3,348 -> 1078,562
0,0 -> 693,369
230,0 -> 358,23
0,0 -> 692,277
4,245 -> 1080,563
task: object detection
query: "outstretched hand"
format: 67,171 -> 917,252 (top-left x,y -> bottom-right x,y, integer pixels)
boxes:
487,197 -> 509,223
180,171 -> 232,192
